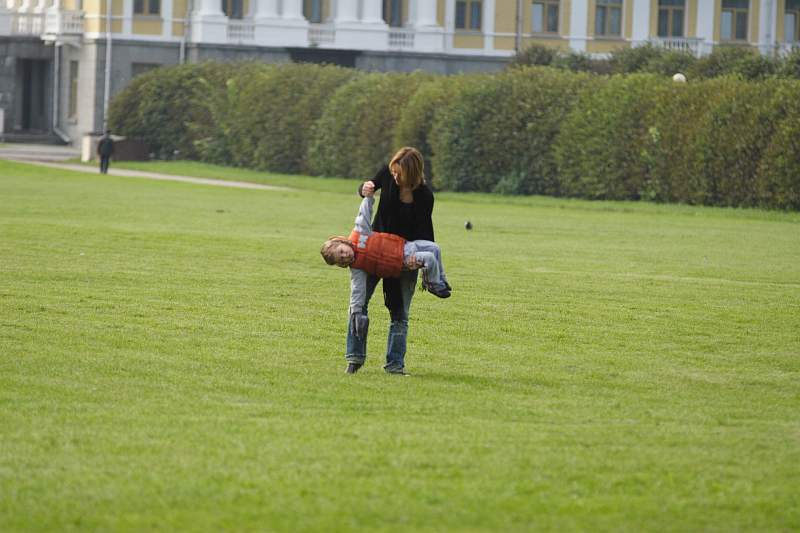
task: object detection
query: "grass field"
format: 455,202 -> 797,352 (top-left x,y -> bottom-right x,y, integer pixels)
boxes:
2,159 -> 799,532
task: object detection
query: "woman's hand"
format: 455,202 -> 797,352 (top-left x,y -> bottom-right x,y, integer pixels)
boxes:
362,180 -> 375,197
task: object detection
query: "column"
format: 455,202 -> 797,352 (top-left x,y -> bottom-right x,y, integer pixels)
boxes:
191,0 -> 227,43
160,0 -> 171,37
0,0 -> 10,36
282,0 -> 304,19
758,0 -> 777,54
122,0 -> 131,34
569,0 -> 589,51
334,0 -> 388,50
483,0 -> 495,52
414,0 -> 444,51
255,0 -> 308,46
335,0 -> 358,22
695,0 -> 715,54
630,0 -> 650,46
444,0 -> 454,51
362,0 -> 382,24
254,0 -> 278,18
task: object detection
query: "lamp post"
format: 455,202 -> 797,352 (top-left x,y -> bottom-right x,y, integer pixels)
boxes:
102,0 -> 112,131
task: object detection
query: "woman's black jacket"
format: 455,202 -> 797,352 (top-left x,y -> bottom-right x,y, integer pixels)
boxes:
358,164 -> 435,311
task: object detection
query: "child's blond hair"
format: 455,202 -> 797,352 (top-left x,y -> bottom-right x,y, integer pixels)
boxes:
320,236 -> 353,265
389,147 -> 425,190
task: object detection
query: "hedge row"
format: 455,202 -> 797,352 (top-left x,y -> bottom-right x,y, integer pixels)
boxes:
109,62 -> 800,210
512,43 -> 800,81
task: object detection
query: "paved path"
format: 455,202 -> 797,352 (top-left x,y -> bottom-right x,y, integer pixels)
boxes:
0,143 -> 291,192
0,142 -> 80,162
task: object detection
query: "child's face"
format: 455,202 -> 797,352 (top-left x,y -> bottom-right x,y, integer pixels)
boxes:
333,243 -> 354,267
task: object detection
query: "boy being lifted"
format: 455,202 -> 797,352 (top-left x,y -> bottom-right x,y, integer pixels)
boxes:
321,189 -> 450,337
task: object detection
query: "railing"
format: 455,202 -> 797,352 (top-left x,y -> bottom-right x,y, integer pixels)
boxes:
388,29 -> 414,49
776,41 -> 800,55
227,19 -> 255,43
308,23 -> 334,46
44,10 -> 84,35
649,37 -> 704,57
11,12 -> 45,35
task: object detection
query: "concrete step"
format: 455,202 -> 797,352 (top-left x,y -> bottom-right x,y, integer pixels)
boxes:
0,132 -> 68,146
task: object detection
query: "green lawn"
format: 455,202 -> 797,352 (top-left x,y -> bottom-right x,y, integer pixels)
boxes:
1,159 -> 799,532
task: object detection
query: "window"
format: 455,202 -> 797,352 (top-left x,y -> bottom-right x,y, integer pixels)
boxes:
383,0 -> 403,27
133,0 -> 159,15
721,0 -> 748,41
595,0 -> 621,36
304,0 -> 323,23
532,0 -> 559,33
455,0 -> 482,30
68,60 -> 78,119
786,0 -> 800,42
657,0 -> 684,37
222,0 -> 243,19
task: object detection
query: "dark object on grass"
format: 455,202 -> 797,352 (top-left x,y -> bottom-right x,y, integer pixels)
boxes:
345,362 -> 363,374
465,221 -> 472,230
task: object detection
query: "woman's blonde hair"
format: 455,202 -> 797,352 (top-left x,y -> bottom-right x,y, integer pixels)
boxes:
389,147 -> 425,190
320,236 -> 353,265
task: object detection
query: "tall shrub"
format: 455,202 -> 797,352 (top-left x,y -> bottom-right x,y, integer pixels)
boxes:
109,62 -> 242,159
689,78 -> 786,207
393,75 -> 485,186
431,67 -> 594,194
755,80 -> 800,209
307,72 -> 431,179
640,78 -> 738,203
220,63 -> 358,173
554,74 -> 664,200
190,62 -> 274,166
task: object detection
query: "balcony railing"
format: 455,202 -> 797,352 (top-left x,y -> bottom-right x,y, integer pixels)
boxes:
388,29 -> 414,50
44,10 -> 84,35
227,19 -> 254,43
776,41 -> 800,55
308,23 -> 335,46
649,37 -> 704,57
11,12 -> 45,35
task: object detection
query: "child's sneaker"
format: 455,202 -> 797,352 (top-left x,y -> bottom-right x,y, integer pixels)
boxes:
427,285 -> 451,299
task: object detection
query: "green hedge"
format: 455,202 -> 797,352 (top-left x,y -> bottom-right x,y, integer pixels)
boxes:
691,78 -> 787,207
109,62 -> 244,159
219,63 -> 358,174
393,74 -> 489,186
307,72 -> 431,179
515,43 -> 798,81
431,67 -> 595,195
640,77 -> 739,203
554,74 -> 664,200
109,60 -> 800,210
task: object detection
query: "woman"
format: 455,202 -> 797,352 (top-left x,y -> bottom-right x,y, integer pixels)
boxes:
345,147 -> 437,375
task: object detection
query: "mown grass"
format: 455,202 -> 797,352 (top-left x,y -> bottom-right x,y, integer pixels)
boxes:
1,159 -> 799,532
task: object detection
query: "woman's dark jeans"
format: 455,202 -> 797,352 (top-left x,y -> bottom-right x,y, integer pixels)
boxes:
345,270 -> 418,373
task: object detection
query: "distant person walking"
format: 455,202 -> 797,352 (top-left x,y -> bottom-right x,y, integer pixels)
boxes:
97,130 -> 114,174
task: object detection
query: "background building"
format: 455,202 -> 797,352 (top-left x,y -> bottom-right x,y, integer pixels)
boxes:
1,0 -> 798,145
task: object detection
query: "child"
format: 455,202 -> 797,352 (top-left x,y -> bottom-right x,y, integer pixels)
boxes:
321,191 -> 451,325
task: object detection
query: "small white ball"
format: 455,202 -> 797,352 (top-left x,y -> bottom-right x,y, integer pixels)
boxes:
672,73 -> 687,83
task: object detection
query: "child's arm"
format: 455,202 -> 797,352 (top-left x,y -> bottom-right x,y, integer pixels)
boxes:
353,196 -> 374,235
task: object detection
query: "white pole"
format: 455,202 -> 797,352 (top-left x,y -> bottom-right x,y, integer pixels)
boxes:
52,42 -> 59,132
103,0 -> 112,130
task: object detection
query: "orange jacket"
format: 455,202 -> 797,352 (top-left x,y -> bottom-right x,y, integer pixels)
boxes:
348,230 -> 405,279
